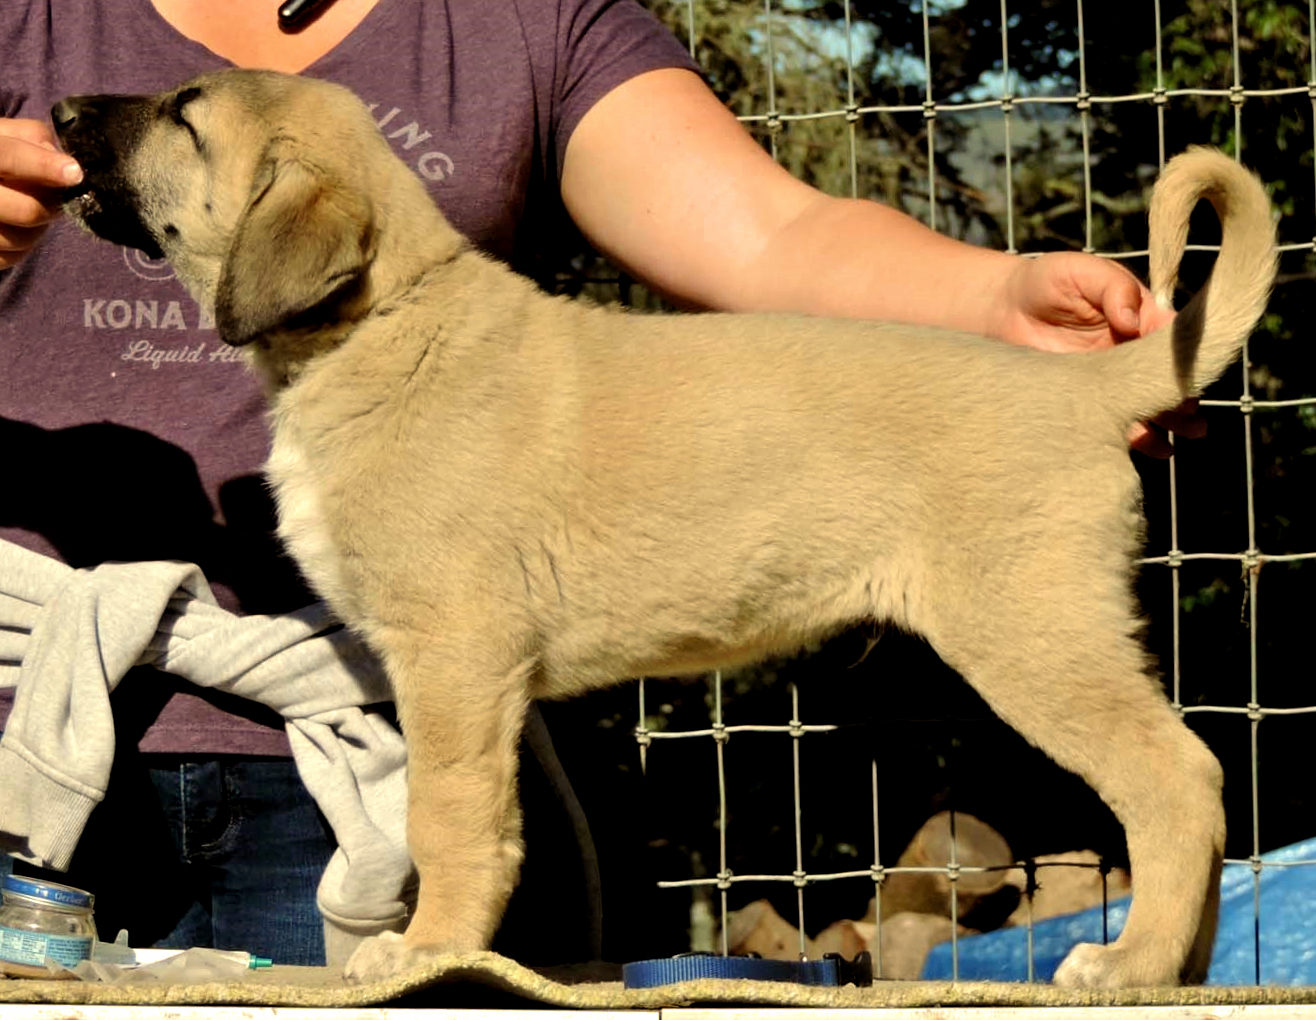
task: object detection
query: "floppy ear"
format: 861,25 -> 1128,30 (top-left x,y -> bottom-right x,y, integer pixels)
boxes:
215,154 -> 372,346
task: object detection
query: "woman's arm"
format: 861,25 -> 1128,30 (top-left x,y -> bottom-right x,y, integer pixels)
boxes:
562,67 -> 1187,454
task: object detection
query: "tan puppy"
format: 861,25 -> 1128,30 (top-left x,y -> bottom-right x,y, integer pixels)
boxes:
54,69 -> 1276,987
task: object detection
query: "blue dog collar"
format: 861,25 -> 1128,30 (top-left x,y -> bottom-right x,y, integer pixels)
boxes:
622,951 -> 873,988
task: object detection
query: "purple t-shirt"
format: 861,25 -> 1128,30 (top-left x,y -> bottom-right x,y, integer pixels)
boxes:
0,0 -> 698,754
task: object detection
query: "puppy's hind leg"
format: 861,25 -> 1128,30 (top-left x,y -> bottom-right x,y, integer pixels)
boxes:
926,578 -> 1224,988
344,622 -> 533,981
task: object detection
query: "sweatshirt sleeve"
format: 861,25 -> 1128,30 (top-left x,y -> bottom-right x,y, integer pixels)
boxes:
0,542 -> 213,869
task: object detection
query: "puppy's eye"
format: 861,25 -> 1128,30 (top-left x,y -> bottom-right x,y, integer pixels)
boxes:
168,87 -> 204,148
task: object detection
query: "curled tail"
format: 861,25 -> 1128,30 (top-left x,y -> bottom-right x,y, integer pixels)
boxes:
1105,146 -> 1277,423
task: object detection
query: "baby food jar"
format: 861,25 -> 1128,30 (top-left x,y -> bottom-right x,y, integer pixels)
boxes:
0,875 -> 97,977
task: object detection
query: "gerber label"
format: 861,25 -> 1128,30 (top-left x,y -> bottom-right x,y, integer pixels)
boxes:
0,925 -> 92,968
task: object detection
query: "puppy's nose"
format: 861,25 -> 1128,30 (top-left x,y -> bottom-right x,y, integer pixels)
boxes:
51,97 -> 94,135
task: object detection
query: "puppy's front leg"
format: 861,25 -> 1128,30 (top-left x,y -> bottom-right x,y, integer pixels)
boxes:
345,627 -> 533,980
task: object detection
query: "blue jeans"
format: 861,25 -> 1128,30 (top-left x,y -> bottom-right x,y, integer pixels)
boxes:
4,721 -> 602,966
12,757 -> 335,966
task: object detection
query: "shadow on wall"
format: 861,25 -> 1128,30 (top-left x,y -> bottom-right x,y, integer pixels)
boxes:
0,417 -> 311,614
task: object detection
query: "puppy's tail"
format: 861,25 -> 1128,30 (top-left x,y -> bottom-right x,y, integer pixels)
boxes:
1103,146 -> 1277,423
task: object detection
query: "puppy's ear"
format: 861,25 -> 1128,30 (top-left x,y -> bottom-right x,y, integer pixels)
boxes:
216,153 -> 372,346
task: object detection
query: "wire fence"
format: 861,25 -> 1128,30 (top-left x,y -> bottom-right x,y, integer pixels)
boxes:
632,0 -> 1316,985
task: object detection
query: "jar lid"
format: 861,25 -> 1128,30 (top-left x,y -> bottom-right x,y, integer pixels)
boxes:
1,875 -> 93,910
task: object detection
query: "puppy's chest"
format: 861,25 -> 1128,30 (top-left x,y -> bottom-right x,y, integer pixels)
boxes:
264,421 -> 357,618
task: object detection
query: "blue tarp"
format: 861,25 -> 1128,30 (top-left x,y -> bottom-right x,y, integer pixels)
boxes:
921,838 -> 1316,985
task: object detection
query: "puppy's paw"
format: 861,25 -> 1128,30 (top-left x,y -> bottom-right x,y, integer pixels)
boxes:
344,931 -> 440,983
1053,941 -> 1179,989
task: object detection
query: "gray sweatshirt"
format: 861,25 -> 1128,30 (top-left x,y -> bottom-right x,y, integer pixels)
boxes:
0,538 -> 412,961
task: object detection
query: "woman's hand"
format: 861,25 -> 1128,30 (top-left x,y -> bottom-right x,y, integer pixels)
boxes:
995,250 -> 1171,352
997,250 -> 1203,458
0,119 -> 82,269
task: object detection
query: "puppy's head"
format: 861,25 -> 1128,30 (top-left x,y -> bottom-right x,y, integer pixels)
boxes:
54,70 -> 447,350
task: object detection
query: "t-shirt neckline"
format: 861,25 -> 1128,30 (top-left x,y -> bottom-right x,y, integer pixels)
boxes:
130,0 -> 402,76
